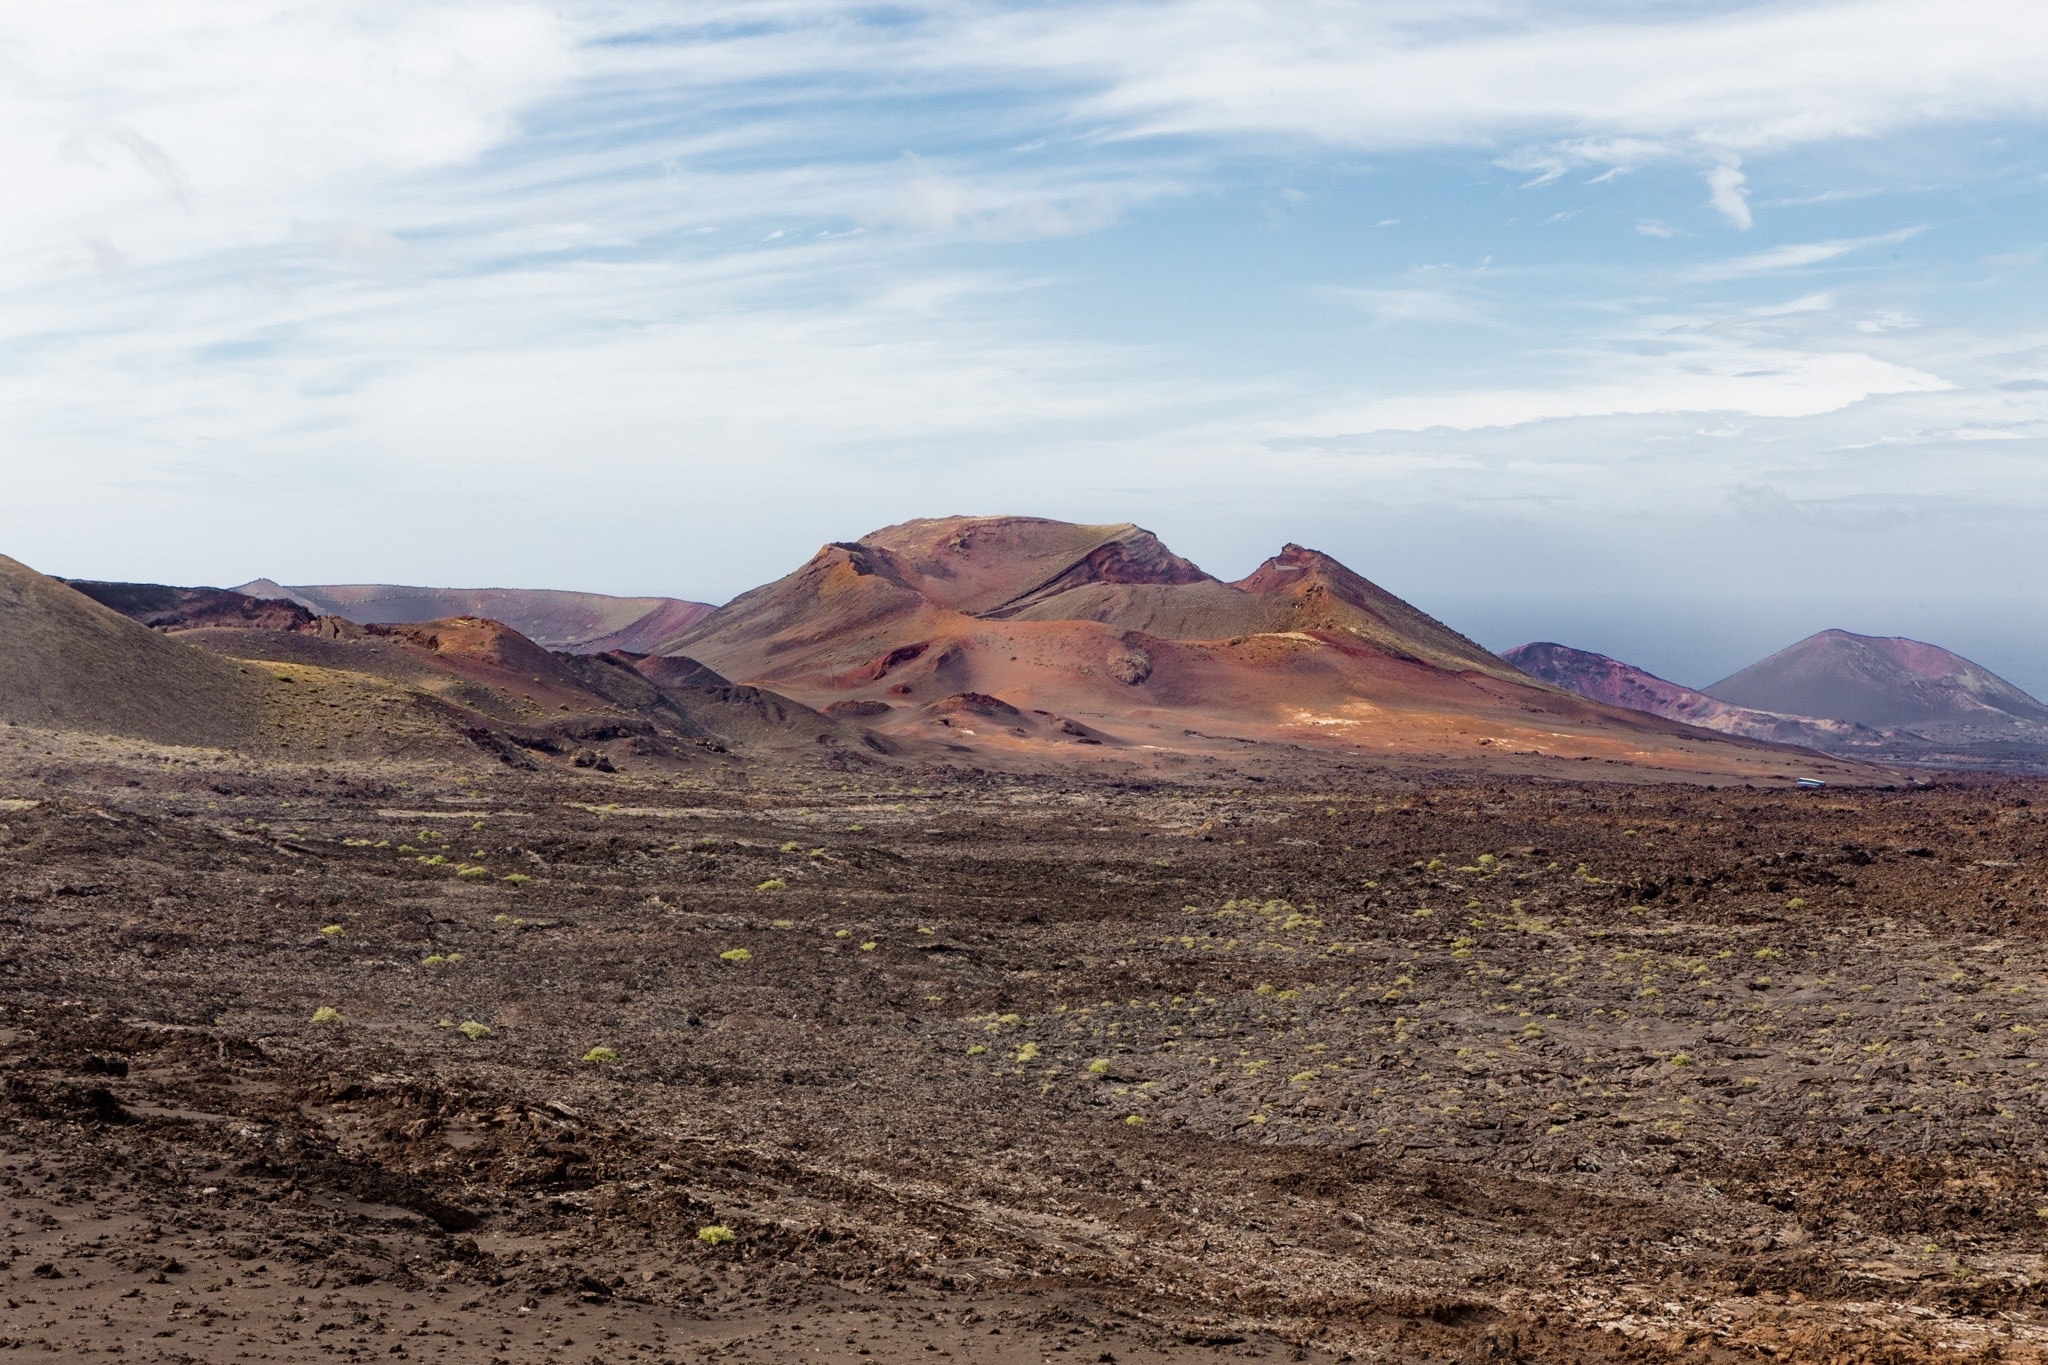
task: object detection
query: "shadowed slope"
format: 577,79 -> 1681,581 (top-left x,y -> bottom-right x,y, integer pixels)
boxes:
0,555 -> 262,746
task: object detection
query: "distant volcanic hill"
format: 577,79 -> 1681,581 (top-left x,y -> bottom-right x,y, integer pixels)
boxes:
1507,633 -> 2048,774
1705,630 -> 2048,734
1501,643 -> 1890,753
654,515 -> 1869,782
232,581 -> 712,654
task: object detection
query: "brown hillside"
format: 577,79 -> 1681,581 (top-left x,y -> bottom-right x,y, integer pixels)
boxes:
180,614 -> 858,770
0,555 -> 263,746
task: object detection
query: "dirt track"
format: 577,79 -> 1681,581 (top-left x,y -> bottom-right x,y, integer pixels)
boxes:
4,726 -> 2048,1362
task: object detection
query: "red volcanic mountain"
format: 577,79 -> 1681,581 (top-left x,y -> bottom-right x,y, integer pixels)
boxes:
1502,642 -> 1890,753
655,516 -> 1866,781
233,580 -> 712,654
1705,630 -> 2048,734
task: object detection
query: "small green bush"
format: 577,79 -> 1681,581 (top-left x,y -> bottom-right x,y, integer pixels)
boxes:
582,1046 -> 619,1065
719,947 -> 752,964
756,878 -> 787,892
779,841 -> 802,854
502,872 -> 531,885
1086,1058 -> 1110,1075
458,1020 -> 492,1040
310,1005 -> 343,1025
421,953 -> 447,966
1124,1114 -> 1144,1126
698,1225 -> 735,1246
319,924 -> 345,936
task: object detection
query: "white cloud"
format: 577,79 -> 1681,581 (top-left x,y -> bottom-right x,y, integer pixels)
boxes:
938,0 -> 2048,153
1308,348 -> 1948,432
1683,227 -> 1926,281
1706,161 -> 1752,229
1323,287 -> 1488,326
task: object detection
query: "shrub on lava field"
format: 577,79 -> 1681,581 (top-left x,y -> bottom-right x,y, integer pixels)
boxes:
320,924 -> 345,936
698,1226 -> 736,1246
1124,1115 -> 1145,1126
310,1006 -> 343,1025
458,1020 -> 492,1040
456,865 -> 489,879
502,872 -> 530,885
1087,1059 -> 1111,1075
582,1046 -> 619,1065
719,948 -> 752,964
1014,1042 -> 1042,1062
422,954 -> 447,967
756,878 -> 787,892
966,1044 -> 987,1056
779,841 -> 802,853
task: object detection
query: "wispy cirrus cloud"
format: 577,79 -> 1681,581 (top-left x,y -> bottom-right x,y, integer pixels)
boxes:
1682,227 -> 1928,281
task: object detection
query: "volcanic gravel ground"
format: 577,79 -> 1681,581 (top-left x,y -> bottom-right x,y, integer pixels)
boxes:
3,731 -> 2048,1361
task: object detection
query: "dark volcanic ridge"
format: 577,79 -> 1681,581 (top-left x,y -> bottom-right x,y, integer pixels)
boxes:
234,579 -> 714,653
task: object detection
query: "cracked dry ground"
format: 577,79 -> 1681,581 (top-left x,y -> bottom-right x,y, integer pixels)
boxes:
4,741 -> 2048,1361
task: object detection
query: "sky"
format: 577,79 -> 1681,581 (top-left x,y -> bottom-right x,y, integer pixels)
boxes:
3,0 -> 2047,692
